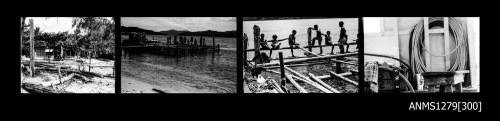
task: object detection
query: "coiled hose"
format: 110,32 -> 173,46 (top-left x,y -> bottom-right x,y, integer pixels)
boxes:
409,17 -> 469,73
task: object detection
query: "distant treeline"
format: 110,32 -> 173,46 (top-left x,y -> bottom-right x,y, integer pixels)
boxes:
243,17 -> 337,21
120,26 -> 236,37
178,30 -> 236,37
120,26 -> 164,35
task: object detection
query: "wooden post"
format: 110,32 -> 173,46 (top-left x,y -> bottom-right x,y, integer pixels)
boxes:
213,36 -> 215,48
307,27 -> 312,52
243,34 -> 248,62
253,25 -> 261,63
279,52 -> 286,90
336,61 -> 342,73
29,19 -> 35,77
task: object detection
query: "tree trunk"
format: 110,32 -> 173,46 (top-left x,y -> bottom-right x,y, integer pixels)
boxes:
60,46 -> 64,60
29,19 -> 35,77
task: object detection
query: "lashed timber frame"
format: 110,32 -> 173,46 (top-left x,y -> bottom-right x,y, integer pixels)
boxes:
259,46 -> 358,93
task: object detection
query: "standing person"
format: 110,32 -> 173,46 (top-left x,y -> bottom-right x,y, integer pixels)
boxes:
191,36 -> 194,45
202,37 -> 206,46
174,36 -> 177,45
338,21 -> 348,54
167,36 -> 170,44
180,36 -> 184,45
199,36 -> 203,46
312,25 -> 324,54
325,31 -> 335,54
200,36 -> 204,46
288,30 -> 298,57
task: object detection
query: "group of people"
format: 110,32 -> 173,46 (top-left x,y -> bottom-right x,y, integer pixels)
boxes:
166,36 -> 207,46
252,21 -> 355,61
308,21 -> 352,55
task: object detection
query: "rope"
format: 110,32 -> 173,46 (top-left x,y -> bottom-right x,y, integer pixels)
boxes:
409,17 -> 469,73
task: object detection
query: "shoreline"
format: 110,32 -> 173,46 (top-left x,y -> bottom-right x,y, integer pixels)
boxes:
121,60 -> 236,93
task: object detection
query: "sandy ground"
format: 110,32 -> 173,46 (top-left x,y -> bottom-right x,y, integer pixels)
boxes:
121,76 -> 160,93
121,61 -> 236,93
21,56 -> 115,93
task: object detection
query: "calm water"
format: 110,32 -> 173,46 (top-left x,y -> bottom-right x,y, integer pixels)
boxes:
122,35 -> 237,50
243,18 -> 359,59
121,37 -> 237,92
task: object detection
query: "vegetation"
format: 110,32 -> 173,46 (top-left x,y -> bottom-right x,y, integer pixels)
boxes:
21,17 -> 115,60
120,26 -> 236,38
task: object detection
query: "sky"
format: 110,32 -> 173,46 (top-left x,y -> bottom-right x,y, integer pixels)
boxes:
25,17 -> 75,34
24,17 -> 113,34
121,17 -> 236,32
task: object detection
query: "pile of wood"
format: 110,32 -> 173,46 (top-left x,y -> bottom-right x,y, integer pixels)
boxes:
21,62 -> 110,94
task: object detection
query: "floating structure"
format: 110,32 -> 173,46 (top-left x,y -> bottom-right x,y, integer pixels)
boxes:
122,32 -> 220,51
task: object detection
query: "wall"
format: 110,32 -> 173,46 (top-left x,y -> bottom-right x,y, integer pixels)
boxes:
364,17 -> 400,66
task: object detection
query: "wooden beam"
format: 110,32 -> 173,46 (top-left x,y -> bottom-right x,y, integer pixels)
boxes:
297,46 -> 322,56
253,25 -> 261,64
444,17 -> 450,70
245,42 -> 357,51
264,61 -> 331,69
285,74 -> 308,93
270,79 -> 285,93
256,52 -> 358,68
22,83 -> 71,93
263,59 -> 357,69
308,73 -> 340,93
266,69 -> 321,92
466,17 -> 479,90
330,59 -> 358,66
243,34 -> 248,65
329,71 -> 358,86
316,72 -> 353,80
284,66 -> 333,93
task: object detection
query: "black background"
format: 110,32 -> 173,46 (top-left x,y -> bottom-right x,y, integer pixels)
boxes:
1,1 -> 494,116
